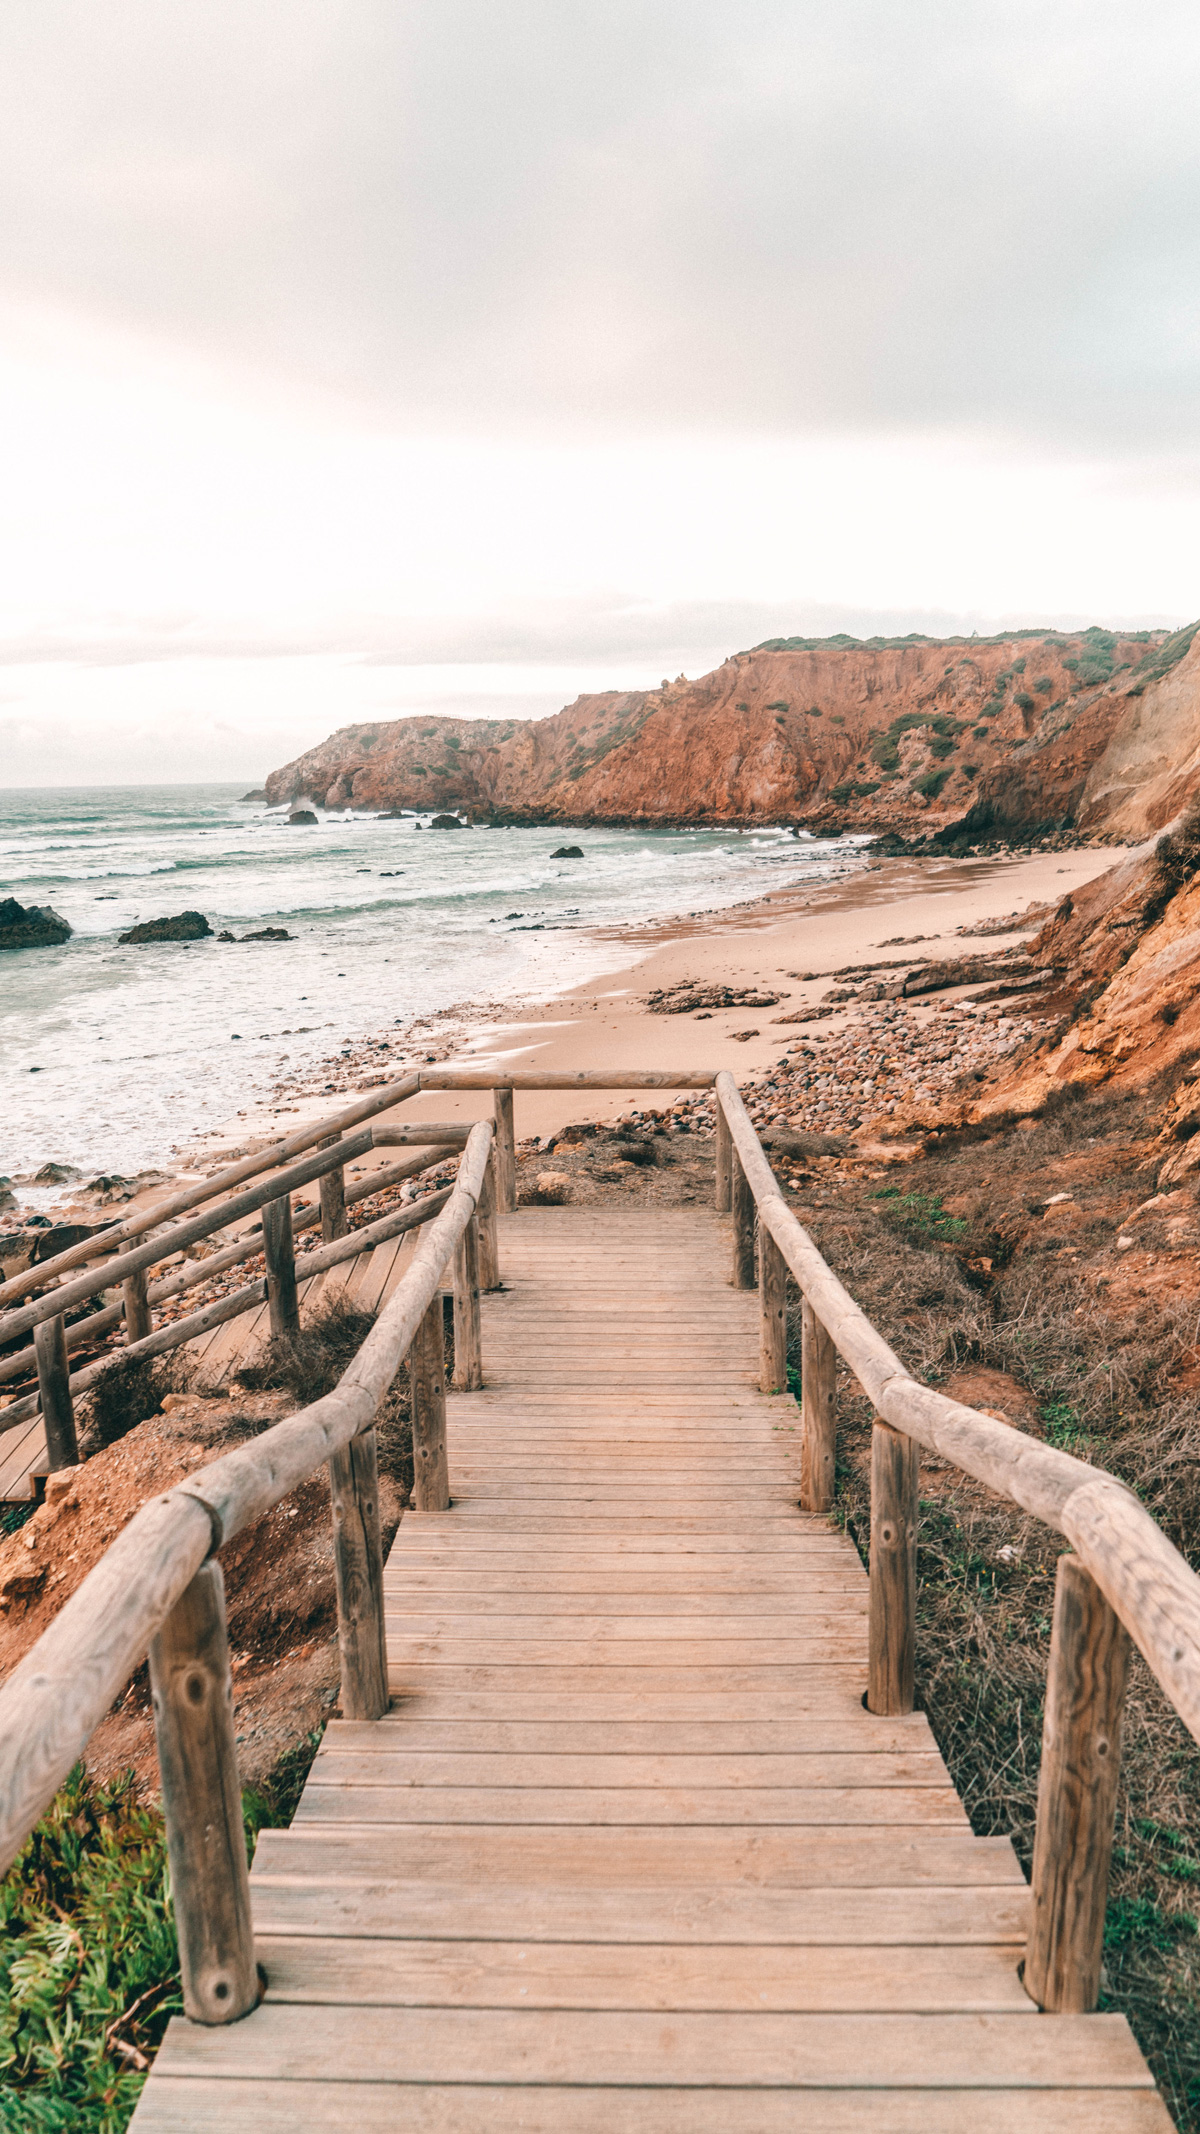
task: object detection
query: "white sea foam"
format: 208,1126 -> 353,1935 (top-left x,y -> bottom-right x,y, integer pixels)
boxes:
1,784 -> 867,1180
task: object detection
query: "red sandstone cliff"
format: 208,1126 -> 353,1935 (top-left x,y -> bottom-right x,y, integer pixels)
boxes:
264,623 -> 1197,837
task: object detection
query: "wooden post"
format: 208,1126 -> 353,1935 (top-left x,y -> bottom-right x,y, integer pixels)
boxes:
262,1193 -> 299,1341
148,1560 -> 258,2025
452,1213 -> 483,1390
410,1296 -> 450,1511
122,1266 -> 152,1344
328,1428 -> 388,1720
731,1149 -> 755,1290
799,1297 -> 836,1512
868,1419 -> 918,1716
1025,1554 -> 1131,2013
493,1086 -> 516,1212
759,1228 -> 788,1393
319,1134 -> 347,1242
477,1146 -> 500,1292
715,1103 -> 732,1213
34,1315 -> 77,1470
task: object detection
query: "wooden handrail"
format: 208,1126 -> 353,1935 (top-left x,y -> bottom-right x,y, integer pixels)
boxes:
0,1147 -> 453,1390
0,1122 -> 492,1884
713,1067 -> 1200,2015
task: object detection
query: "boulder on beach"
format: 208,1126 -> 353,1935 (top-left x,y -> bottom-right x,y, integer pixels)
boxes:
551,845 -> 584,858
0,897 -> 72,951
429,813 -> 466,829
241,927 -> 293,941
33,1162 -> 81,1184
118,911 -> 213,945
288,808 -> 319,826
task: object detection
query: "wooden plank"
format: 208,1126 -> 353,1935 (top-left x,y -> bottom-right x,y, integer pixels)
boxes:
322,1716 -> 943,1754
246,1878 -> 1028,1947
382,1612 -> 870,1639
250,1824 -> 1026,1886
291,1784 -> 968,1827
253,1933 -> 1028,2010
127,2079 -> 1179,2134
305,1750 -> 951,1788
146,2004 -> 1155,2087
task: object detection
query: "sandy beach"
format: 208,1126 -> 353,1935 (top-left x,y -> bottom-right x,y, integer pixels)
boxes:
174,841 -> 1124,1164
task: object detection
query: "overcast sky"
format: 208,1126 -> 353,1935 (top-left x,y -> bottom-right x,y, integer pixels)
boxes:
2,0 -> 1198,785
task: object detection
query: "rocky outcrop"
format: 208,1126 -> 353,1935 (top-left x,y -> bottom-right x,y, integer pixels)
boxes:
264,624 -> 1198,837
0,898 -> 71,951
118,911 -> 213,945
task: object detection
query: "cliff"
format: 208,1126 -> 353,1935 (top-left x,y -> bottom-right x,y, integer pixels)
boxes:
264,622 -> 1198,836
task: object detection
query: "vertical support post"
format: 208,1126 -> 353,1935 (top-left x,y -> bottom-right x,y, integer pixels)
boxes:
1025,1555 -> 1131,2013
493,1086 -> 517,1212
476,1145 -> 500,1292
319,1134 -> 347,1242
123,1266 -> 152,1345
799,1298 -> 836,1512
715,1102 -> 732,1213
262,1193 -> 299,1341
34,1314 -> 78,1470
452,1213 -> 483,1390
148,1561 -> 258,2025
410,1296 -> 450,1511
867,1419 -> 918,1716
758,1226 -> 788,1393
328,1427 -> 388,1719
731,1148 -> 755,1290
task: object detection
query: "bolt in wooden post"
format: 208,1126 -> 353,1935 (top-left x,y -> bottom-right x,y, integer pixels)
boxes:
731,1149 -> 756,1290
868,1419 -> 918,1715
1025,1554 -> 1131,2013
410,1296 -> 450,1511
759,1228 -> 788,1393
715,1103 -> 732,1213
34,1314 -> 77,1470
452,1213 -> 483,1390
476,1145 -> 500,1292
319,1134 -> 347,1242
493,1086 -> 516,1212
329,1427 -> 388,1720
262,1193 -> 299,1341
799,1298 -> 836,1512
148,1560 -> 258,2025
122,1265 -> 152,1344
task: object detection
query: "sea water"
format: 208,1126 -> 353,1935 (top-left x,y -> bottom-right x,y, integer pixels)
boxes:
1,784 -> 867,1183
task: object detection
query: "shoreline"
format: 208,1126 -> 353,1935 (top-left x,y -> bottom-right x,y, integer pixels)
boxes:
189,840 -> 1121,1158
3,841 -> 1124,1244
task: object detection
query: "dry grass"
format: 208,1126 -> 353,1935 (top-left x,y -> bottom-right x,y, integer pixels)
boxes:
232,1293 -> 421,1499
786,1084 -> 1200,2127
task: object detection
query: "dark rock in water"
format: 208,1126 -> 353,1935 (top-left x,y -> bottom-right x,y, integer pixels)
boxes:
288,808 -> 318,826
241,927 -> 292,941
238,788 -> 268,803
378,809 -> 410,820
429,813 -> 466,829
0,1183 -> 16,1216
551,845 -> 584,858
33,1220 -> 116,1261
118,911 -> 213,945
0,897 -> 72,951
217,930 -> 235,941
33,1162 -> 81,1185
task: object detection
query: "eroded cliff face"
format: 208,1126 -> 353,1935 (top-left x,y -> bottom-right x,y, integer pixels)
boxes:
265,624 -> 1196,834
976,810 -> 1200,1181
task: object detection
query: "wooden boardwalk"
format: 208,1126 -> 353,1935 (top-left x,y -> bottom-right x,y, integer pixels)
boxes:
134,1207 -> 1168,2130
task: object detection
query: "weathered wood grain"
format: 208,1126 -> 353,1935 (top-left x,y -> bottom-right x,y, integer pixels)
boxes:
328,1429 -> 388,1721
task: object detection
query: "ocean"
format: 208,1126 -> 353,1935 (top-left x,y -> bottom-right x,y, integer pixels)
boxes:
1,784 -> 867,1189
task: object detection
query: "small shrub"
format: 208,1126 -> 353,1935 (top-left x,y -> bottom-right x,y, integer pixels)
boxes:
928,734 -> 956,760
1015,692 -> 1035,712
1034,676 -> 1054,694
89,1354 -> 191,1452
914,768 -> 950,799
766,701 -> 789,712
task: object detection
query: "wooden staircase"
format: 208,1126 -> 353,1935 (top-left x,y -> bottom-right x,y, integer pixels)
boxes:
132,1206 -> 1169,2130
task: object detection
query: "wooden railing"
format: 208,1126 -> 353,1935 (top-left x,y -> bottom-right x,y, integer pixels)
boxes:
714,1068 -> 1200,2016
0,1120 -> 494,2022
